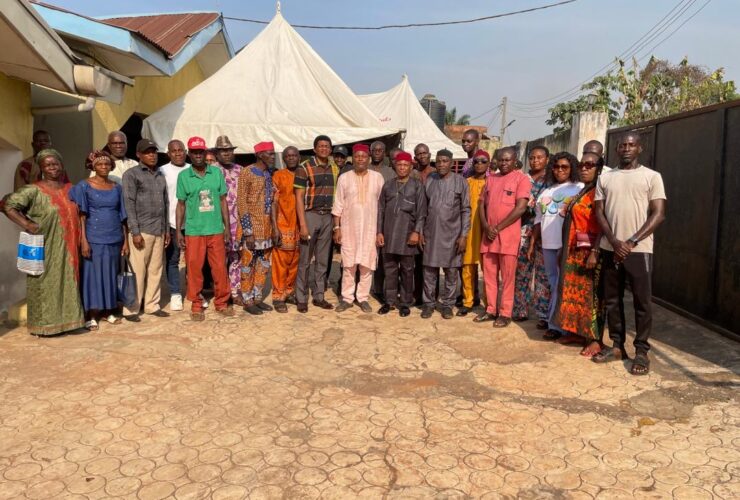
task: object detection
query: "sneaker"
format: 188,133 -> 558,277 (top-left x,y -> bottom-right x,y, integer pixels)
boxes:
199,294 -> 210,309
170,294 -> 183,311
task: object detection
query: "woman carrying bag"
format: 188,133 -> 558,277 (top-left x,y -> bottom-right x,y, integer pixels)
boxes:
69,150 -> 129,330
3,149 -> 85,336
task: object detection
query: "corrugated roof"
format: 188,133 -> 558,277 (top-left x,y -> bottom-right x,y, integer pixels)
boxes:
102,13 -> 220,58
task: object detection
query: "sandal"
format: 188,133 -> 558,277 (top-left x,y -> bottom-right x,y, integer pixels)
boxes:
473,312 -> 496,323
592,346 -> 629,364
104,314 -> 121,325
580,342 -> 602,357
85,319 -> 99,331
630,353 -> 650,376
492,317 -> 511,328
542,329 -> 561,341
190,311 -> 205,322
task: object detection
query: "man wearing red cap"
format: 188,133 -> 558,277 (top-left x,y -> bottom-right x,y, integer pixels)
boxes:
459,149 -> 490,316
376,151 -> 427,317
237,142 -> 279,314
477,147 -> 532,327
175,137 -> 235,321
333,143 -> 384,312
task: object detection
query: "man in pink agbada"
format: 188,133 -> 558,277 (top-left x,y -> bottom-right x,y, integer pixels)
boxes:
478,147 -> 532,327
332,144 -> 385,313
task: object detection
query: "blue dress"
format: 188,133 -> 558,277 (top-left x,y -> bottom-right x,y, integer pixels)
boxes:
69,181 -> 127,311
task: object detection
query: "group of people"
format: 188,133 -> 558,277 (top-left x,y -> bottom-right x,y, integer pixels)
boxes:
4,126 -> 665,375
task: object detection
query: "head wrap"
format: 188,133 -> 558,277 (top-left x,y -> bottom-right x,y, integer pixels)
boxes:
473,149 -> 490,161
36,148 -> 62,165
436,149 -> 453,159
254,141 -> 275,153
85,150 -> 114,171
395,151 -> 413,163
352,144 -> 370,154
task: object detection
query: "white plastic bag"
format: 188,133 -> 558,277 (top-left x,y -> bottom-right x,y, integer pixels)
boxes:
17,231 -> 44,275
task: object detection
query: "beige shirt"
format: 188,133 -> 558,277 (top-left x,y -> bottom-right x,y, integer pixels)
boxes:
595,165 -> 666,254
90,157 -> 138,184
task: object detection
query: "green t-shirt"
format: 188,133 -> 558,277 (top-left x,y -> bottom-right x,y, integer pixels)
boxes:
176,165 -> 227,236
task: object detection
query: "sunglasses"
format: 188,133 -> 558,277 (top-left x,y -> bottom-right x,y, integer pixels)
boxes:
473,159 -> 489,164
552,164 -> 571,170
579,162 -> 598,170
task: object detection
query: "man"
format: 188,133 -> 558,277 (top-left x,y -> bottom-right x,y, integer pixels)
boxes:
159,139 -> 190,311
93,131 -> 138,184
175,137 -> 233,321
459,149 -> 490,316
334,146 -> 350,173
237,142 -> 279,315
369,140 -> 396,183
460,129 -> 481,178
214,135 -> 243,304
14,130 -> 70,189
478,147 -> 532,327
414,143 -> 435,183
122,139 -> 171,321
294,135 -> 338,312
583,139 -> 612,172
376,151 -> 427,317
333,144 -> 385,312
593,132 -> 666,375
272,146 -> 301,313
420,149 -> 470,319
512,145 -> 550,326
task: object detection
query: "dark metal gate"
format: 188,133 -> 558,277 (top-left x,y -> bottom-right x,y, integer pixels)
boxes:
606,100 -> 740,336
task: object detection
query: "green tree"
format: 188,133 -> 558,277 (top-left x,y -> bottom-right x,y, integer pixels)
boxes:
547,57 -> 737,132
445,107 -> 472,126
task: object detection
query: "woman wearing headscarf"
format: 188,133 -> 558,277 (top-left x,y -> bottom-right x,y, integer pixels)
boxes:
551,152 -> 606,356
3,149 -> 84,336
70,150 -> 129,330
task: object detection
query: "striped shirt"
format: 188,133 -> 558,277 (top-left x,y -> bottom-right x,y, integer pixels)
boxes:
293,157 -> 338,211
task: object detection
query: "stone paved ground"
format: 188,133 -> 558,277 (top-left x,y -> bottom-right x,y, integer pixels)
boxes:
0,289 -> 738,499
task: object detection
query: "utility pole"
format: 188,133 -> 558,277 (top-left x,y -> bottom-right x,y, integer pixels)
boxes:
499,96 -> 508,145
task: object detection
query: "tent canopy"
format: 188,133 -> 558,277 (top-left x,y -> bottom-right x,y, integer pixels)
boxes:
359,75 -> 466,158
142,12 -> 399,153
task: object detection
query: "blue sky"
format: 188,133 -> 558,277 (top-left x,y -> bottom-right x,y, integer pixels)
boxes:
48,0 -> 739,142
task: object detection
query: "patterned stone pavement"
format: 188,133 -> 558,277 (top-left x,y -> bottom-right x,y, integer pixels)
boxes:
0,290 -> 738,499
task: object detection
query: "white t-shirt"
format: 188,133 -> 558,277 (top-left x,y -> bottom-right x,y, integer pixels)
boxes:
89,157 -> 137,184
534,181 -> 583,249
159,162 -> 190,229
595,165 -> 666,254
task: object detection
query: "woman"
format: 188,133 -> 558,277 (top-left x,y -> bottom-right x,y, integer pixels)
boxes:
3,149 -> 84,336
70,151 -> 129,330
528,152 -> 582,340
552,152 -> 605,356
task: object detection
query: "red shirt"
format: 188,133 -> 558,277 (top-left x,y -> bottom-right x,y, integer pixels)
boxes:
479,170 -> 532,256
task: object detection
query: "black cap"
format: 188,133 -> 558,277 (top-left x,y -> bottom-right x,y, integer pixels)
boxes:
436,148 -> 453,159
136,138 -> 159,153
332,145 -> 349,157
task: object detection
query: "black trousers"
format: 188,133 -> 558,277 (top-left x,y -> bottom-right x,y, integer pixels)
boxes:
372,254 -> 385,301
601,251 -> 653,355
383,253 -> 415,307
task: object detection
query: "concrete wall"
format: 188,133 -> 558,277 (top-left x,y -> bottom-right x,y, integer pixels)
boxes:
92,58 -> 206,148
521,111 -> 608,169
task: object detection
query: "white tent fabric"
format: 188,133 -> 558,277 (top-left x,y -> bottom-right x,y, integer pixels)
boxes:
359,75 -> 466,158
142,12 -> 399,153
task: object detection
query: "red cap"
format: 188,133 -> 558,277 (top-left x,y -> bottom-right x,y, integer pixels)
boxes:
254,141 -> 274,153
395,151 -> 412,163
474,149 -> 490,160
187,136 -> 207,150
352,143 -> 370,154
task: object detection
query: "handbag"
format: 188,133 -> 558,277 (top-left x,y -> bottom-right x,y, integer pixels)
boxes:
17,231 -> 45,275
117,255 -> 138,308
576,230 -> 597,249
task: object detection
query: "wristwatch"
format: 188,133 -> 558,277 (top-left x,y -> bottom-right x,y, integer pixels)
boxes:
333,226 -> 341,232
627,237 -> 639,247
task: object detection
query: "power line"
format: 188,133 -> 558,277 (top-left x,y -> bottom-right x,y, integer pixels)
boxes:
224,0 -> 579,30
509,0 -> 701,109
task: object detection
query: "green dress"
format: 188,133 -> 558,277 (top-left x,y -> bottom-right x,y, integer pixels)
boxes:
6,183 -> 84,335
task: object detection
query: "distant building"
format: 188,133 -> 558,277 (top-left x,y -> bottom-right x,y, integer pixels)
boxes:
419,94 -> 447,131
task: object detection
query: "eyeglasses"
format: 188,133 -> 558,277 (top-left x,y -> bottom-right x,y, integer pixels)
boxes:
579,162 -> 598,169
473,159 -> 489,164
552,164 -> 571,170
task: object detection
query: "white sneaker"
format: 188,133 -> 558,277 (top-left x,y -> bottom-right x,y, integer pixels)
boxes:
199,294 -> 210,309
170,294 -> 183,311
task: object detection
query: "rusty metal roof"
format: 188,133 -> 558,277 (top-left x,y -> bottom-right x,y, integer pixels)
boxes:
102,13 -> 220,58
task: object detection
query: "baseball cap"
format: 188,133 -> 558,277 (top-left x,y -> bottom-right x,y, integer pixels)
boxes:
187,136 -> 207,150
136,138 -> 159,153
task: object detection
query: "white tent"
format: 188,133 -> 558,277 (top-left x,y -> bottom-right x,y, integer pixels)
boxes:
359,75 -> 466,158
142,12 -> 399,152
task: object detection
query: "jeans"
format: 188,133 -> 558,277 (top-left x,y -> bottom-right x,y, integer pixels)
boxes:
542,248 -> 561,332
165,227 -> 181,295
